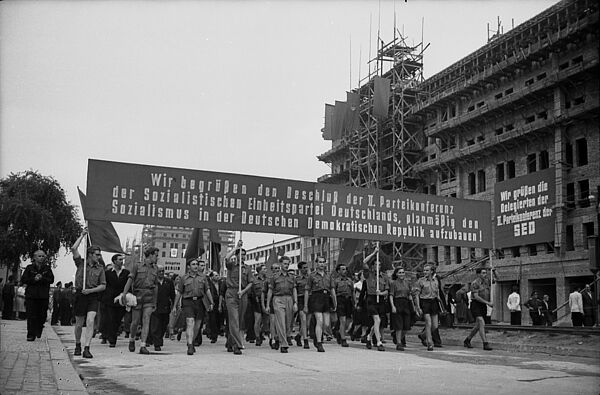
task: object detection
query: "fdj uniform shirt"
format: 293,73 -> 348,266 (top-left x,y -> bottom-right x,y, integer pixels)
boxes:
177,273 -> 208,299
252,274 -> 266,300
333,276 -> 354,298
74,257 -> 106,291
225,262 -> 254,291
129,261 -> 158,304
307,272 -> 333,293
415,277 -> 439,300
269,272 -> 296,296
295,274 -> 309,296
365,274 -> 389,296
471,277 -> 490,301
389,278 -> 412,299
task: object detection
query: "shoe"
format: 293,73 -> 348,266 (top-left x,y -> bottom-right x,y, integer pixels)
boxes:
109,343 -> 116,348
391,332 -> 397,345
418,333 -> 427,347
139,346 -> 149,355
74,344 -> 82,356
295,334 -> 302,346
287,337 -> 293,346
427,345 -> 434,351
326,336 -> 333,342
26,336 -> 35,342
463,338 -> 473,349
316,343 -> 325,352
303,339 -> 309,349
335,332 -> 342,344
128,341 -> 135,352
360,335 -> 367,344
154,345 -> 161,351
396,344 -> 405,351
177,332 -> 182,341
227,345 -> 233,352
483,342 -> 493,351
101,338 -> 107,344
170,335 -> 176,341
434,344 -> 443,348
273,340 -> 280,350
124,333 -> 129,339
249,339 -> 255,343
82,348 -> 93,358
187,345 -> 194,355
211,338 -> 218,344
377,344 -> 385,352
233,346 -> 242,355
280,347 -> 288,353
366,340 -> 372,350
341,339 -> 349,347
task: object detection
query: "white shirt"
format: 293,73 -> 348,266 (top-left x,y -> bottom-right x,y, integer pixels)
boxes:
569,291 -> 583,313
506,292 -> 521,311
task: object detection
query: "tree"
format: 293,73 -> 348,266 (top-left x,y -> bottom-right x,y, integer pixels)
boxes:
0,170 -> 82,273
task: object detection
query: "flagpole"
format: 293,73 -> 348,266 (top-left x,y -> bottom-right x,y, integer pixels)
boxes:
238,231 -> 243,294
376,241 -> 380,303
83,221 -> 88,291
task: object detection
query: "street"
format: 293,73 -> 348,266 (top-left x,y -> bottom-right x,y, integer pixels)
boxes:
54,326 -> 600,395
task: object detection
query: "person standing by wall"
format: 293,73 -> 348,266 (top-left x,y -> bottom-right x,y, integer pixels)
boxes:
506,285 -> 521,325
581,284 -> 595,327
569,286 -> 584,327
524,291 -> 543,326
540,294 -> 553,326
20,250 -> 54,341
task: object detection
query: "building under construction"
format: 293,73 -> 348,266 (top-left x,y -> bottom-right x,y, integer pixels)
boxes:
318,0 -> 599,323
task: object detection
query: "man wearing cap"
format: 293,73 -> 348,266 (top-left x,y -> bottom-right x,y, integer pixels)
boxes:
304,256 -> 336,352
225,240 -> 254,355
122,247 -> 159,355
266,256 -> 297,353
71,229 -> 106,358
173,259 -> 213,355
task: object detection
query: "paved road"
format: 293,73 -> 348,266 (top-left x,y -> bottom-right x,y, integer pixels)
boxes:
54,327 -> 600,395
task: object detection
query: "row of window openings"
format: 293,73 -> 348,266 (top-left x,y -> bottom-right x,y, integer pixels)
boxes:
429,54 -> 585,128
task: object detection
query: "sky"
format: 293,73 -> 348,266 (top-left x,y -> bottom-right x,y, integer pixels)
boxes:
0,0 -> 556,283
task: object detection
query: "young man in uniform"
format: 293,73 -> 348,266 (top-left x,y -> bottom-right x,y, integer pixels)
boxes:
266,256 -> 298,353
464,268 -> 493,351
304,257 -> 336,352
71,229 -> 106,358
294,261 -> 310,349
21,250 -> 55,341
333,263 -> 355,347
122,247 -> 159,355
251,264 -> 268,346
414,264 -> 442,351
173,259 -> 213,355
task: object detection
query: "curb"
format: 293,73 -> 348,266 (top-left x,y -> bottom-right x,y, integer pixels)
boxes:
46,325 -> 88,394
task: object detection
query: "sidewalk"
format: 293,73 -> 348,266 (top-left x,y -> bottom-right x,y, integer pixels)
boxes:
0,319 -> 87,395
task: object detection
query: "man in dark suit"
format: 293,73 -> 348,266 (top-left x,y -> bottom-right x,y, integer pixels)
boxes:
540,294 -> 553,326
582,284 -> 595,327
103,254 -> 130,347
147,264 -> 175,351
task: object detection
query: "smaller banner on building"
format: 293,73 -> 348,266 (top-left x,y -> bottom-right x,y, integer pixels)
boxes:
494,167 -> 555,249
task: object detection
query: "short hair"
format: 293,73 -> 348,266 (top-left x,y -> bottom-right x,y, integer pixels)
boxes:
335,263 -> 346,272
233,248 -> 247,256
87,246 -> 101,257
298,261 -> 307,270
144,247 -> 159,257
111,254 -> 123,263
279,256 -> 291,263
391,267 -> 405,280
56,281 -> 62,286
256,265 -> 265,274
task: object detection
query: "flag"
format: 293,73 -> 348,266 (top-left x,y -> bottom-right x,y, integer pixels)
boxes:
77,188 -> 124,254
265,240 -> 278,272
209,228 -> 222,274
185,228 -> 205,263
331,100 -> 346,140
322,103 -> 334,140
344,92 -> 361,133
373,76 -> 391,119
337,238 -> 362,267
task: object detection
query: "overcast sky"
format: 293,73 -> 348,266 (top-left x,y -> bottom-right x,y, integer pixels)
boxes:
0,0 -> 556,283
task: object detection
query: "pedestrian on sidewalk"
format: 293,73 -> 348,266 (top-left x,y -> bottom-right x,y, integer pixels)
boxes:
122,247 -> 159,355
569,286 -> 584,327
72,229 -> 106,358
21,250 -> 54,341
506,285 -> 521,325
463,268 -> 493,351
2,275 -> 16,320
103,254 -> 129,347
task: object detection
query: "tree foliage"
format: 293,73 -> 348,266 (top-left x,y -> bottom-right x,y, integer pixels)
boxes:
0,170 -> 82,272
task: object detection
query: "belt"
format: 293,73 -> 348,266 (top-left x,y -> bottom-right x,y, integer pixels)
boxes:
184,296 -> 202,301
313,289 -> 329,294
394,297 -> 409,300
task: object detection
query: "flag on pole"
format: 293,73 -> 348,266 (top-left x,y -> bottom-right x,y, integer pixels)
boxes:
209,229 -> 222,274
185,228 -> 205,263
77,188 -> 124,254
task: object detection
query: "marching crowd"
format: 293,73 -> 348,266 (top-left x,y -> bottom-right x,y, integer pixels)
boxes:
5,228 -> 502,360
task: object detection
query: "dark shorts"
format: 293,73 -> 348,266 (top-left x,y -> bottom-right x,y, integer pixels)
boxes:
366,295 -> 387,317
182,298 -> 205,321
470,300 -> 487,318
297,296 -> 305,312
308,291 -> 330,313
336,295 -> 353,318
250,297 -> 262,314
420,299 -> 440,316
74,292 -> 99,317
391,298 -> 412,331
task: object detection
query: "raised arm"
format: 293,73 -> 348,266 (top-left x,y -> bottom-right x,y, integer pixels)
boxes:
71,228 -> 88,260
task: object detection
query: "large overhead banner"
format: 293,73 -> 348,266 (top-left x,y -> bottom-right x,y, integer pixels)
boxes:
494,167 -> 555,249
86,160 -> 315,235
87,159 -> 493,247
313,183 -> 492,248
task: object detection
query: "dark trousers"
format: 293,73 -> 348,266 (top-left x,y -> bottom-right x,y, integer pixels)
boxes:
510,311 -> 521,325
59,300 -> 72,325
26,298 -> 48,338
105,303 -> 126,344
530,312 -> 543,326
148,312 -> 170,347
51,301 -> 60,325
2,296 -> 14,319
206,309 -> 219,340
583,309 -> 595,327
98,301 -> 109,338
571,312 -> 584,327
